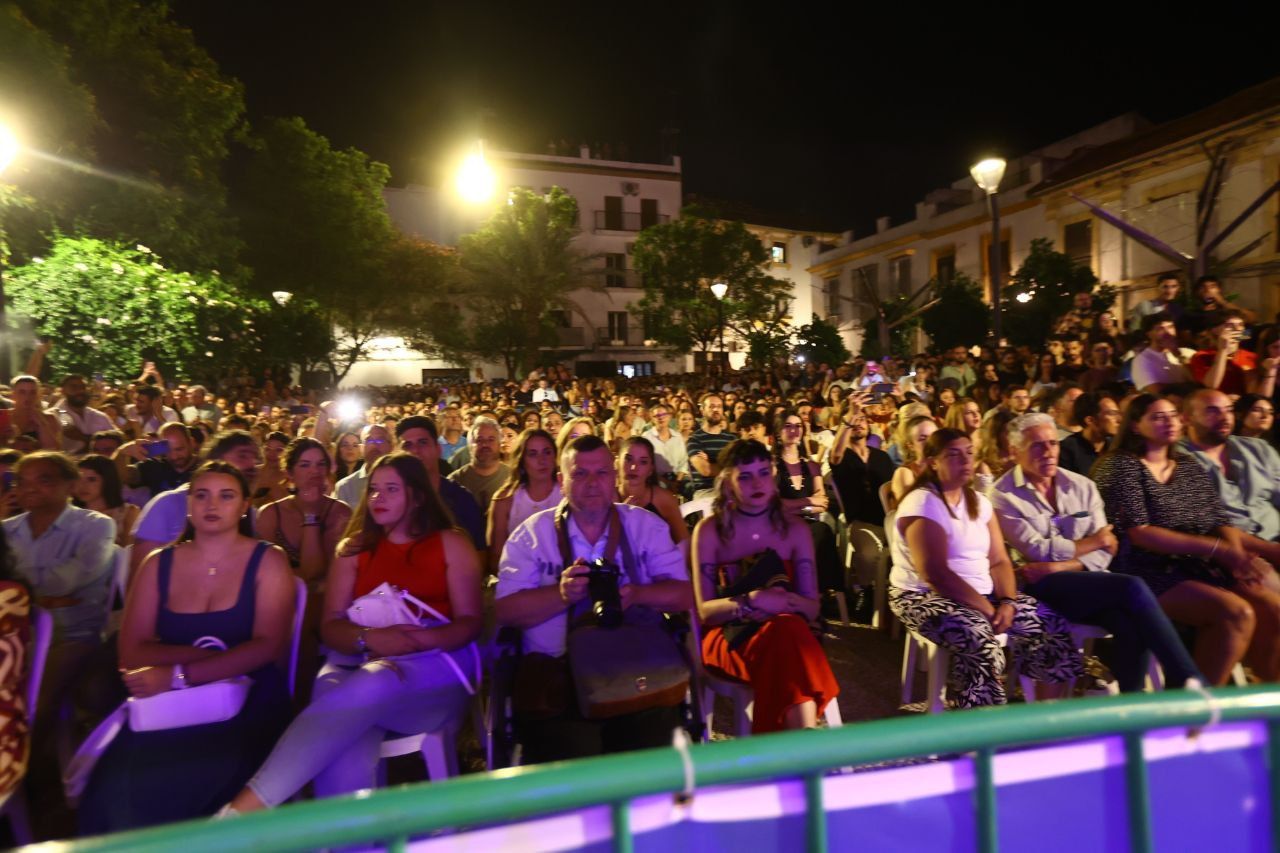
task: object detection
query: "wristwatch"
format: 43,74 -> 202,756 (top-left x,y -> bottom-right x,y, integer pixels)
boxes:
170,664 -> 189,690
354,627 -> 370,654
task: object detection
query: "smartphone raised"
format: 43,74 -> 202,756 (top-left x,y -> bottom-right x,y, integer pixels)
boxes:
143,440 -> 171,458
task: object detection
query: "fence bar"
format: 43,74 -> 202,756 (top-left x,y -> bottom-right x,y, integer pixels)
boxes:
612,801 -> 633,853
804,772 -> 827,853
974,747 -> 998,853
39,688 -> 1280,853
1123,732 -> 1153,853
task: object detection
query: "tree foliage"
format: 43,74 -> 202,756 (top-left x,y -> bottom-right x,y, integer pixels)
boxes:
7,0 -> 247,274
1004,238 -> 1110,347
793,317 -> 850,368
410,188 -> 593,379
632,210 -> 792,368
921,272 -> 990,351
4,236 -> 329,382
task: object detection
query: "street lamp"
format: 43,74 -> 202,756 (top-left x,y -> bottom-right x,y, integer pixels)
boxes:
710,280 -> 728,382
970,156 -> 1007,346
272,291 -> 293,307
455,140 -> 496,204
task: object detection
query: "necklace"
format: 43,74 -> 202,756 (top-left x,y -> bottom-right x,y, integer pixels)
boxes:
197,544 -> 237,577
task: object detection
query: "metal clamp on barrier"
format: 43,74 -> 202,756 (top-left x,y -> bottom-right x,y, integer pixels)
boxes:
1184,679 -> 1222,739
672,727 -> 696,805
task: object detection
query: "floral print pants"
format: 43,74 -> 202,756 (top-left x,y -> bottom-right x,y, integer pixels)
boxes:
890,588 -> 1084,708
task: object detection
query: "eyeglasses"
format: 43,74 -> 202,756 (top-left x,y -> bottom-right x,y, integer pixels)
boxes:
364,438 -> 387,446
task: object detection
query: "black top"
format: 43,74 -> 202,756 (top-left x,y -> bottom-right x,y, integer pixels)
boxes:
137,458 -> 195,499
1058,431 -> 1102,478
831,445 -> 895,527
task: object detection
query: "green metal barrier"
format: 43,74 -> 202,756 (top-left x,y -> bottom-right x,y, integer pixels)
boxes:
30,686 -> 1280,853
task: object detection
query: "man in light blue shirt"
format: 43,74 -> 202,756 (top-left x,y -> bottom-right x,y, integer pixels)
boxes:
4,451 -> 115,747
333,424 -> 392,508
1180,389 -> 1280,565
991,413 -> 1200,692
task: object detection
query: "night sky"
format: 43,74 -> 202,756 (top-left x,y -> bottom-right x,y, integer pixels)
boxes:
173,2 -> 1280,235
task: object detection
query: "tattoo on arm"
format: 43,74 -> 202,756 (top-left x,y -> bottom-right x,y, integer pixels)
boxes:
793,558 -> 818,596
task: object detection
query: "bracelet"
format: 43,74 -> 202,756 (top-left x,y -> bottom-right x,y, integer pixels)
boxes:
997,597 -> 1016,607
1209,538 -> 1221,559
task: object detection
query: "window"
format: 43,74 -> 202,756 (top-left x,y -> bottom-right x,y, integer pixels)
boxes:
933,248 -> 956,285
825,278 -> 842,322
889,255 -> 912,296
618,361 -> 655,378
607,311 -> 629,343
604,196 -> 623,231
640,199 -> 659,229
771,242 -> 787,264
547,309 -> 571,328
605,253 -> 627,287
853,264 -> 879,301
1063,220 -> 1093,271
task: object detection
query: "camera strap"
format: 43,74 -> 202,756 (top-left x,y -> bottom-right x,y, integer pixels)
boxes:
553,501 -> 638,623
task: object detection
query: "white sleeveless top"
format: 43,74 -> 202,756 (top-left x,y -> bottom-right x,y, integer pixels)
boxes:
508,483 -> 562,533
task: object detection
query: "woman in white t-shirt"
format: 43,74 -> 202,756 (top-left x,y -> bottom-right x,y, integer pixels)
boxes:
889,427 -> 1082,707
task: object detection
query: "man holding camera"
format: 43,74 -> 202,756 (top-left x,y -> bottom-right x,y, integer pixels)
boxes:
1188,310 -> 1256,395
496,434 -> 693,763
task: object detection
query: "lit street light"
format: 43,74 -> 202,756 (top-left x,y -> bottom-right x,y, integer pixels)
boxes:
272,290 -> 293,307
0,125 -> 17,175
970,156 -> 1006,346
455,140 -> 496,204
710,280 -> 728,381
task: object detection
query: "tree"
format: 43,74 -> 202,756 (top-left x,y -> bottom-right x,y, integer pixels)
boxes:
1003,238 -> 1110,347
9,0 -> 247,273
793,317 -> 850,368
859,296 -> 922,360
632,210 -> 792,371
413,188 -> 594,379
3,235 -> 323,382
921,272 -> 990,351
236,117 -> 433,381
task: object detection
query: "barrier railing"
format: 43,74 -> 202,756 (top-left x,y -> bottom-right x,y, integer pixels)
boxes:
31,686 -> 1280,853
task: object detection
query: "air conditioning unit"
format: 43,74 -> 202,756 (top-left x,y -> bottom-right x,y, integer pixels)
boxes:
621,181 -> 640,196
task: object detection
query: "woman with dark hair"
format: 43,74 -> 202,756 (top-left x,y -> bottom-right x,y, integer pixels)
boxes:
772,411 -> 842,601
1233,393 -> 1275,445
224,452 -> 481,812
79,462 -> 295,831
74,453 -> 139,546
254,431 -> 291,508
692,439 -> 839,732
332,432 -> 363,482
889,429 -> 1082,707
0,524 -> 31,811
256,437 -> 351,585
1093,394 -> 1280,685
487,429 -> 562,574
617,436 -> 686,545
1028,352 -> 1058,399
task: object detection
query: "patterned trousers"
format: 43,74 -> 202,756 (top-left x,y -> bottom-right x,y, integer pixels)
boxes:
890,588 -> 1084,708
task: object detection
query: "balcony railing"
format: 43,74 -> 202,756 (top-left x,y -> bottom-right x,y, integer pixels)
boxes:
604,269 -> 641,288
593,210 -> 669,232
596,329 -> 631,346
553,327 -> 586,347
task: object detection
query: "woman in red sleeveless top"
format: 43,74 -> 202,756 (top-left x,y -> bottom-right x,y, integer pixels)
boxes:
226,452 -> 482,812
693,439 -> 840,733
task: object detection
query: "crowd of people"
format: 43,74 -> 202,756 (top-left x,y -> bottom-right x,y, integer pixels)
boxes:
0,273 -> 1276,837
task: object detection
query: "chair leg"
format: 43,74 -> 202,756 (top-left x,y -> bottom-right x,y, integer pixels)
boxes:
1146,657 -> 1164,692
900,635 -> 919,706
702,686 -> 716,740
1230,663 -> 1248,687
832,590 -> 850,627
420,730 -> 459,781
733,696 -> 753,738
823,699 -> 843,728
926,643 -> 949,714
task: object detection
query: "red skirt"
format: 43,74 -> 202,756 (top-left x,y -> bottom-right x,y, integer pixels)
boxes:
702,613 -> 839,734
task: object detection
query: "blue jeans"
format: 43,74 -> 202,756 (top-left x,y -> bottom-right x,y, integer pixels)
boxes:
1026,570 -> 1202,692
247,650 -> 471,806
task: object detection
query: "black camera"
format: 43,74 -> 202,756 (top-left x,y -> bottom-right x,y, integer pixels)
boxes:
585,558 -> 624,628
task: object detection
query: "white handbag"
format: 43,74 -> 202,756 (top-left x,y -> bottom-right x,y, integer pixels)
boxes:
126,636 -> 251,731
346,582 -> 480,695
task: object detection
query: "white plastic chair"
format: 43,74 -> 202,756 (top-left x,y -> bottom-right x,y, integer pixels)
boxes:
1146,658 -> 1246,691
900,629 -> 1033,713
288,577 -> 307,698
1,608 -> 53,844
679,497 -> 713,521
104,544 -> 131,637
379,697 -> 486,783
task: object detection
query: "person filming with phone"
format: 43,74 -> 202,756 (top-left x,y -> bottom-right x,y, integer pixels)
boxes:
115,422 -> 199,500
1189,310 -> 1259,396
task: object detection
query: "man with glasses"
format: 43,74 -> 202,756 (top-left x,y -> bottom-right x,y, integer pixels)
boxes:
640,404 -> 688,486
333,424 -> 393,508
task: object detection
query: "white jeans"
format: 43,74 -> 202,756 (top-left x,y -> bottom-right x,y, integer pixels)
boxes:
247,649 -> 472,806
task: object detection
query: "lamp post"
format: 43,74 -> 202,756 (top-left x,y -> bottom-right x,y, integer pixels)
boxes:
970,157 -> 1007,347
0,122 -> 21,381
455,140 -> 496,205
710,280 -> 728,383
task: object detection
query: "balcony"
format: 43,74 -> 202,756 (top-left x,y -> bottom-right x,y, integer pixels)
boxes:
593,210 -> 669,233
554,327 -> 587,348
596,329 -> 633,347
604,269 -> 642,288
